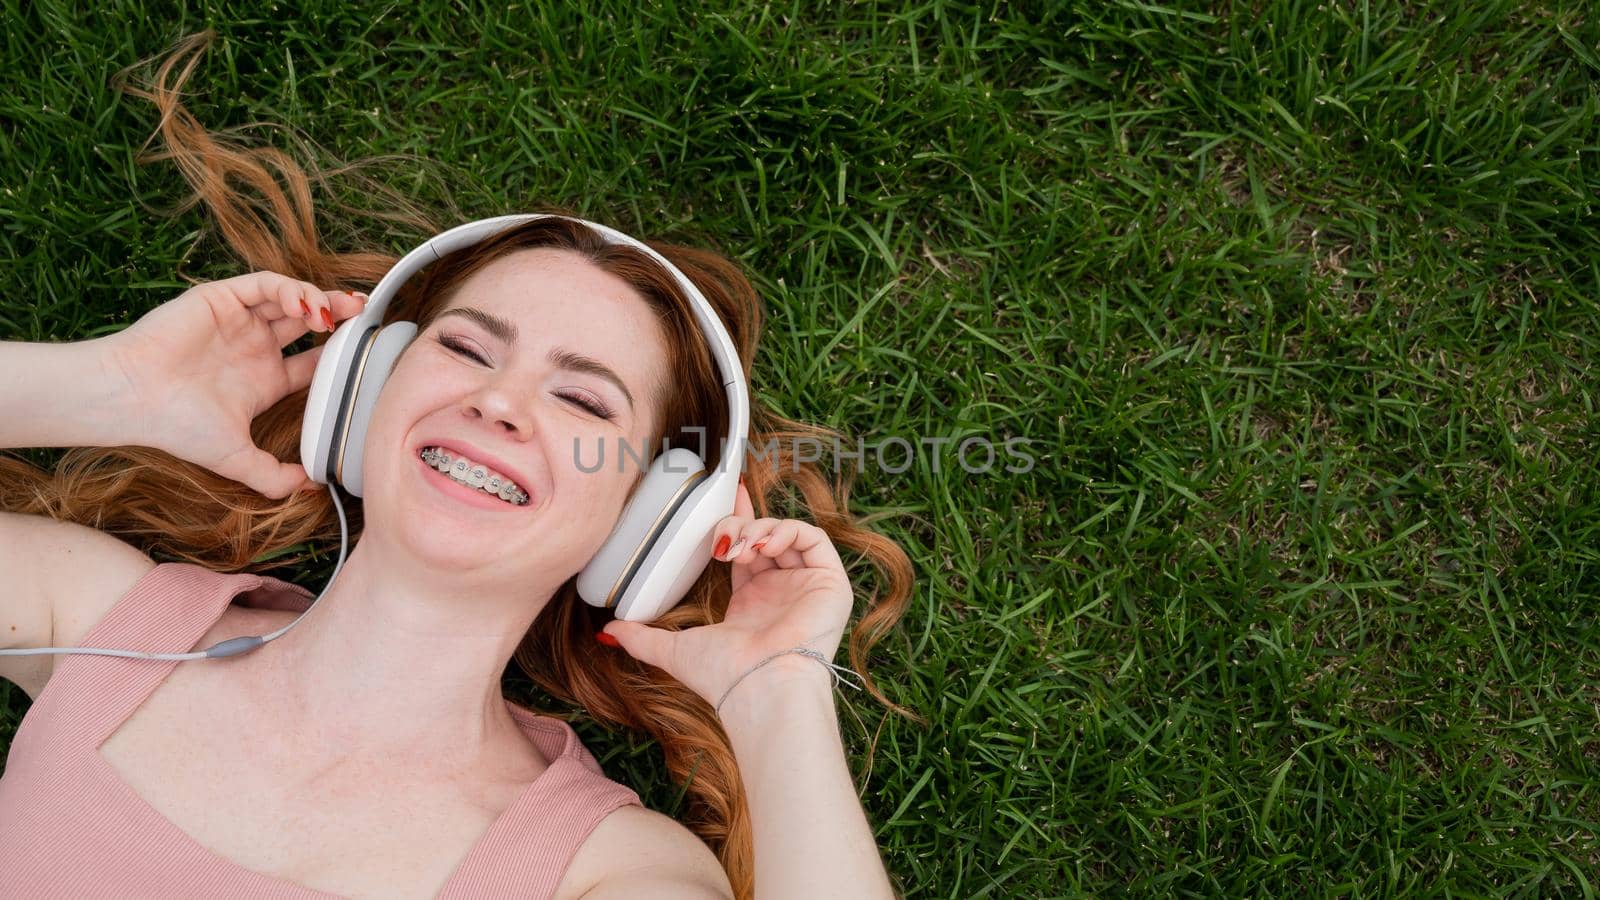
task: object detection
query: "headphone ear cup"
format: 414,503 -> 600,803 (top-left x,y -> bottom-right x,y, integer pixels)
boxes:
334,321 -> 418,497
577,448 -> 709,617
301,319 -> 366,486
611,470 -> 737,622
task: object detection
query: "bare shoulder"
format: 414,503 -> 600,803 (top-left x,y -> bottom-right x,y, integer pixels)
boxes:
0,513 -> 154,701
556,804 -> 734,900
34,518 -> 156,692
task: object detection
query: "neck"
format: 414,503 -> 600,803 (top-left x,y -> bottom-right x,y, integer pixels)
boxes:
242,537 -> 564,779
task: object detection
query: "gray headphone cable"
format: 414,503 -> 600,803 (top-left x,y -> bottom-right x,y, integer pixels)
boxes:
0,482 -> 349,662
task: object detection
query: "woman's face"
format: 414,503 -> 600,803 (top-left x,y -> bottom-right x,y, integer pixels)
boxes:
360,246 -> 669,587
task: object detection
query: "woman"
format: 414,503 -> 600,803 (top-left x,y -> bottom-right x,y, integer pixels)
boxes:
0,31 -> 918,900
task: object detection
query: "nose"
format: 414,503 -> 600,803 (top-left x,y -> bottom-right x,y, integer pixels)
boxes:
463,379 -> 534,437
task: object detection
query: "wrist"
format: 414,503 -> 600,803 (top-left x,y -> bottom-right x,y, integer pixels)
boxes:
716,654 -> 834,726
79,335 -> 142,447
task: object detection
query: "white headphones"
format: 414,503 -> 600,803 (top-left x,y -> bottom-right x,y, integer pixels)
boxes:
300,213 -> 750,623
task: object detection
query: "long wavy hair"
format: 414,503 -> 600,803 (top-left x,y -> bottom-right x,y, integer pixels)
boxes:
0,30 -> 921,900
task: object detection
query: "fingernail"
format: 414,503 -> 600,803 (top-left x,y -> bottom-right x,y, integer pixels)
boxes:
723,537 -> 747,560
595,631 -> 621,648
351,291 -> 368,304
751,539 -> 768,551
320,308 -> 335,330
714,534 -> 731,558
299,299 -> 310,316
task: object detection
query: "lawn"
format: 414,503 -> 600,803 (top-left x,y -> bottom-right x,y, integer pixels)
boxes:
2,0 -> 1598,895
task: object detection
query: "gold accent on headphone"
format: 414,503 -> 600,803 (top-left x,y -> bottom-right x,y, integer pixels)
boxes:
604,469 -> 710,609
334,331 -> 377,487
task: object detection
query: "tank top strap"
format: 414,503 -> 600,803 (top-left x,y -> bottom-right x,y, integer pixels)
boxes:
21,561 -> 316,759
440,706 -> 644,898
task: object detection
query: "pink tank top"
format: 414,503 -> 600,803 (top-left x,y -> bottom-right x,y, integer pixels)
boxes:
0,561 -> 642,898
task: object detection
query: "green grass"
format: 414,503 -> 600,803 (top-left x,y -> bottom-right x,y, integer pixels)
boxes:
3,0 -> 1598,895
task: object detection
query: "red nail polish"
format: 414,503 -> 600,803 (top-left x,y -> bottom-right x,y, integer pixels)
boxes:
299,299 -> 310,316
320,308 -> 335,330
751,540 -> 768,551
714,534 -> 731,558
595,631 -> 621,647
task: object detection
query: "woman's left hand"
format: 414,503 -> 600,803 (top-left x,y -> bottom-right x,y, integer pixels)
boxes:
599,479 -> 855,712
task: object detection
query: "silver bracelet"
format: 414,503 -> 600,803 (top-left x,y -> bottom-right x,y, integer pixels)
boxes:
714,647 -> 865,717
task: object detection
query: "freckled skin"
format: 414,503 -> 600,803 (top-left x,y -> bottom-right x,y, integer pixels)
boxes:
360,246 -> 668,584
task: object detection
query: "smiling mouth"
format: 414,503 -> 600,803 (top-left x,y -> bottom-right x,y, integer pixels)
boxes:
417,450 -> 531,508
419,445 -> 531,506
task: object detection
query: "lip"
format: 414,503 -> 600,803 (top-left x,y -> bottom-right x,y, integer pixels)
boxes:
413,439 -> 536,504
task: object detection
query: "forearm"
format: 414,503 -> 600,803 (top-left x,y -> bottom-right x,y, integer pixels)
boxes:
0,336 -> 132,450
718,658 -> 897,900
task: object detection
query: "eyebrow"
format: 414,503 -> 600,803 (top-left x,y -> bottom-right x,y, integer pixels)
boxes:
434,306 -> 635,412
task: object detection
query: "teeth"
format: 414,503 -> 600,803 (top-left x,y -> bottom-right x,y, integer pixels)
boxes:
420,447 -> 527,506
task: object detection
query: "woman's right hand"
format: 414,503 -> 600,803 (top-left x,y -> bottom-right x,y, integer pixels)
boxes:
102,271 -> 369,500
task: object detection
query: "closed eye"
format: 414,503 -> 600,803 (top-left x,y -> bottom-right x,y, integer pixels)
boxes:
434,333 -> 617,421
436,333 -> 489,365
